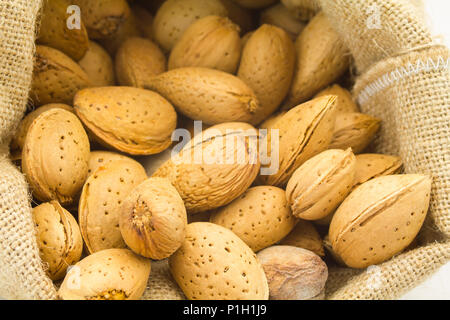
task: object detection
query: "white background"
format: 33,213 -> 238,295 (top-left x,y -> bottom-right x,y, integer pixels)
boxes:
399,0 -> 449,300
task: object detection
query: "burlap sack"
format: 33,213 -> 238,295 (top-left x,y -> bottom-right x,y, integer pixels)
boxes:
0,0 -> 448,300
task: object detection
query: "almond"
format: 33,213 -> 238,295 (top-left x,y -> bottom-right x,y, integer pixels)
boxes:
22,109 -> 90,205
354,153 -> 403,189
58,248 -> 151,300
169,16 -> 241,74
210,186 -> 296,252
285,12 -> 350,107
314,84 -> 360,114
119,177 -> 187,260
79,41 -> 116,86
74,87 -> 177,155
329,174 -> 432,268
281,0 -> 321,21
169,222 -> 269,300
88,151 -> 143,177
219,0 -> 257,34
78,160 -> 148,253
31,46 -> 92,106
260,3 -> 306,40
232,0 -> 277,9
152,0 -> 227,52
37,0 -> 89,61
286,149 -> 356,220
279,219 -> 324,257
238,24 -> 295,124
153,122 -> 260,213
32,201 -> 83,281
329,112 -> 381,154
115,37 -> 166,88
145,67 -> 261,125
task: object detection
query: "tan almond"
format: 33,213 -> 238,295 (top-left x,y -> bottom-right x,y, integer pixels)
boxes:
314,84 -> 360,114
260,3 -> 306,40
169,16 -> 242,74
119,177 -> 187,260
329,112 -> 381,154
78,160 -> 148,253
232,0 -> 278,9
210,186 -> 296,252
281,0 -> 321,21
329,174 -> 432,268
31,46 -> 92,106
153,122 -> 261,214
257,246 -> 328,300
169,222 -> 269,300
285,12 -> 350,107
73,0 -> 131,39
88,151 -> 143,177
58,248 -> 151,300
116,37 -> 166,87
10,104 -> 74,160
279,219 -> 324,257
152,0 -> 227,52
79,41 -> 116,86
145,67 -> 261,125
32,201 -> 83,281
354,153 -> 403,188
22,109 -> 90,205
286,149 -> 356,220
37,0 -> 89,61
131,4 -> 154,39
258,95 -> 337,187
238,24 -> 295,124
219,0 -> 257,34
74,86 -> 177,155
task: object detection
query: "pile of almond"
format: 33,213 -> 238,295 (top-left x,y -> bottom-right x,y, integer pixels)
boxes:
14,0 -> 432,300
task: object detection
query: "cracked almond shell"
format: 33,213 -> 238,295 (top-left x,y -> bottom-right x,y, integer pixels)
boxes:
32,201 -> 83,281
31,46 -> 92,106
238,24 -> 295,124
73,0 -> 131,39
22,109 -> 90,205
169,222 -> 269,300
279,219 -> 324,257
153,122 -> 260,214
79,160 -> 148,253
74,86 -> 177,155
37,0 -> 89,61
286,148 -> 356,220
258,95 -> 337,187
119,177 -> 187,260
329,112 -> 381,154
169,16 -> 241,74
145,67 -> 261,125
210,186 -> 296,252
58,248 -> 151,300
329,174 -> 432,268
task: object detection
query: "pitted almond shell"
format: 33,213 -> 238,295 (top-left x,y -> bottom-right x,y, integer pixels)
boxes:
260,3 -> 306,40
315,84 -> 360,114
152,0 -> 228,52
258,95 -> 337,187
58,248 -> 151,300
73,0 -> 131,39
79,41 -> 116,86
210,186 -> 296,252
285,12 -> 349,107
22,109 -> 90,205
169,16 -> 241,74
31,46 -> 92,106
88,151 -> 143,177
329,174 -> 432,268
37,0 -> 89,61
169,222 -> 269,300
119,177 -> 187,260
11,104 -> 74,160
279,219 -> 324,257
145,67 -> 261,125
354,154 -> 403,188
286,148 -> 356,220
153,122 -> 260,214
329,112 -> 381,154
238,24 -> 295,124
32,201 -> 83,281
78,160 -> 148,254
74,86 -> 177,155
116,37 -> 166,88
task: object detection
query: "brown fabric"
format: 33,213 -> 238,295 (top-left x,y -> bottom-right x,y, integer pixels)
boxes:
0,0 -> 448,300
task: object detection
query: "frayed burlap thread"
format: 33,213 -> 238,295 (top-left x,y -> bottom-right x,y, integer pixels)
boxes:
141,260 -> 185,300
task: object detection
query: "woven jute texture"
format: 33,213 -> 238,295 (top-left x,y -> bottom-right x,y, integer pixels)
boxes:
0,0 -> 449,300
